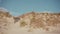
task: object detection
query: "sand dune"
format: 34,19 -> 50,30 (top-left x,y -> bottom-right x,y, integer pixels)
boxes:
0,9 -> 60,34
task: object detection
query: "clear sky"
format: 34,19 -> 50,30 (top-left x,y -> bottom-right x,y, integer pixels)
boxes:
0,0 -> 60,16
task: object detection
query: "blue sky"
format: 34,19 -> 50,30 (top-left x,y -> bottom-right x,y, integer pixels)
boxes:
0,0 -> 60,16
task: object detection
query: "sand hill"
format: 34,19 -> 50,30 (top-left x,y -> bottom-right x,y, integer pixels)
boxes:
0,9 -> 60,34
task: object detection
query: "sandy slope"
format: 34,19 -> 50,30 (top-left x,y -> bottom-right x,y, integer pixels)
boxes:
0,10 -> 60,34
7,21 -> 60,34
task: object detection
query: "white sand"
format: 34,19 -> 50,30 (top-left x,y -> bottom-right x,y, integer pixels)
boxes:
7,21 -> 60,34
